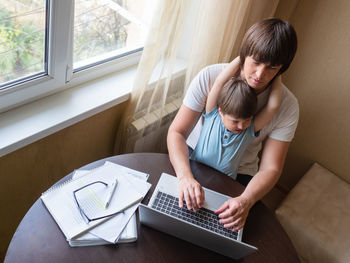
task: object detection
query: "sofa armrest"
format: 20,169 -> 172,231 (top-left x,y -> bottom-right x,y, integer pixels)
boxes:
276,163 -> 350,263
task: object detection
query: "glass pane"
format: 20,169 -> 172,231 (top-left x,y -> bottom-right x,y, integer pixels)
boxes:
73,0 -> 156,70
0,0 -> 47,88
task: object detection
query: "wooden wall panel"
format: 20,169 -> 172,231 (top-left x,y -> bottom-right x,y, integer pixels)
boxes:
0,102 -> 127,260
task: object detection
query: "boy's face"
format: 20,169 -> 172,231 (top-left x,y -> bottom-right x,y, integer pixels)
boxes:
219,108 -> 252,134
241,56 -> 282,93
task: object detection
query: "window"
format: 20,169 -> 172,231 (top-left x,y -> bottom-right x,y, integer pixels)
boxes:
0,0 -> 47,88
73,0 -> 151,71
0,0 -> 156,113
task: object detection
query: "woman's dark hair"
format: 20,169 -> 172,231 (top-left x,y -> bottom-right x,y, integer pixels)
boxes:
239,18 -> 297,75
217,77 -> 257,119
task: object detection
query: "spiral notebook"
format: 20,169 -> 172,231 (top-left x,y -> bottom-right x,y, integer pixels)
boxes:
68,164 -> 151,246
41,162 -> 149,240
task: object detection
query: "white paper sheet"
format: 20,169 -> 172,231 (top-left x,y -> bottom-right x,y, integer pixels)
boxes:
70,161 -> 151,244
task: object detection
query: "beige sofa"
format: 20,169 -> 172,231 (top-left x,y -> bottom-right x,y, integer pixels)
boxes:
276,163 -> 350,263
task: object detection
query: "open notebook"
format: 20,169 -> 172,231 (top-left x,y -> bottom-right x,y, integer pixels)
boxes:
41,161 -> 151,243
68,164 -> 150,246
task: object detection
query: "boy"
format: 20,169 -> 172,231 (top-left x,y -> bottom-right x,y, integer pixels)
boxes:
190,57 -> 282,179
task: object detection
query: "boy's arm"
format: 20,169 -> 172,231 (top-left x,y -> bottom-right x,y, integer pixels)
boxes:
205,57 -> 240,113
254,75 -> 283,132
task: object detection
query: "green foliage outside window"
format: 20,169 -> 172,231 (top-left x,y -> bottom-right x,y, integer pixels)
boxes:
0,7 -> 44,83
0,0 -> 131,86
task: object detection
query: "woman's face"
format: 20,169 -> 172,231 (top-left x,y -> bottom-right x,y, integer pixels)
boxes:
241,56 -> 282,93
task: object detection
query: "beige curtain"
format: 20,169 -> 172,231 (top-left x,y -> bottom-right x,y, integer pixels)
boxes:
114,0 -> 297,154
185,0 -> 280,86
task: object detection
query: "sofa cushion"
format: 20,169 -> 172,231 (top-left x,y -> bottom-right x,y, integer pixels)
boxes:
276,163 -> 350,263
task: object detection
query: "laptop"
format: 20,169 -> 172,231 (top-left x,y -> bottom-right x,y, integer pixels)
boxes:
139,173 -> 257,260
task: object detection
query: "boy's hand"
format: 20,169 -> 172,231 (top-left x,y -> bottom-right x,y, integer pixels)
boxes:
268,75 -> 283,110
178,176 -> 204,212
253,74 -> 283,132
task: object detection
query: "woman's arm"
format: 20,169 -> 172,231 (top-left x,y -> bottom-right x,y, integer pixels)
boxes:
216,138 -> 290,231
254,75 -> 283,132
167,104 -> 204,211
206,57 -> 240,113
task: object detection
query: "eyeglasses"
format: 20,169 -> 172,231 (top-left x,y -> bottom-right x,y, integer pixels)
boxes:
73,181 -> 122,223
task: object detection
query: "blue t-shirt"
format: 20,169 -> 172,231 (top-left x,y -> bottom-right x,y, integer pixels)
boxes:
190,107 -> 258,179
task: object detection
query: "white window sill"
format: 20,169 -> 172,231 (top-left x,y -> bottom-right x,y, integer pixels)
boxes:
0,65 -> 137,158
0,58 -> 187,158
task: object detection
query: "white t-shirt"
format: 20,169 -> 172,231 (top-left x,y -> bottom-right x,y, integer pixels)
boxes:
184,64 -> 299,175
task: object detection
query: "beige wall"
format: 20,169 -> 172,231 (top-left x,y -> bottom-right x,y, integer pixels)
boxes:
276,0 -> 350,189
0,102 -> 126,260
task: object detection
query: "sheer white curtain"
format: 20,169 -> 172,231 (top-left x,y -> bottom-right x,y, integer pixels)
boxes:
114,0 -> 296,154
114,0 -> 192,154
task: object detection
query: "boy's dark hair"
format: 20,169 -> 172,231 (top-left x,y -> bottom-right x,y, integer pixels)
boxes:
218,77 -> 257,119
239,18 -> 297,75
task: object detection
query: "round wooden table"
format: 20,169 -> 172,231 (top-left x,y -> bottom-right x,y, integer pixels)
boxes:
5,153 -> 300,263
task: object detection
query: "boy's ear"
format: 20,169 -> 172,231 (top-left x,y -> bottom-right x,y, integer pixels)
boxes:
218,107 -> 224,117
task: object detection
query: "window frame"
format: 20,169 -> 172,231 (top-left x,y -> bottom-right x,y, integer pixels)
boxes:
0,0 -> 143,113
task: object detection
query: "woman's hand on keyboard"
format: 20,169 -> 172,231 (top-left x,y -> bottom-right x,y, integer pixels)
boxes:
178,176 -> 204,212
215,195 -> 251,231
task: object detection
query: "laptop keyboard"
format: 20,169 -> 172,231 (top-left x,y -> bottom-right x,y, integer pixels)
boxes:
151,191 -> 238,240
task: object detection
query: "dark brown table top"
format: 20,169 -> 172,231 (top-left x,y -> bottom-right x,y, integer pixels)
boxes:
5,153 -> 300,263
